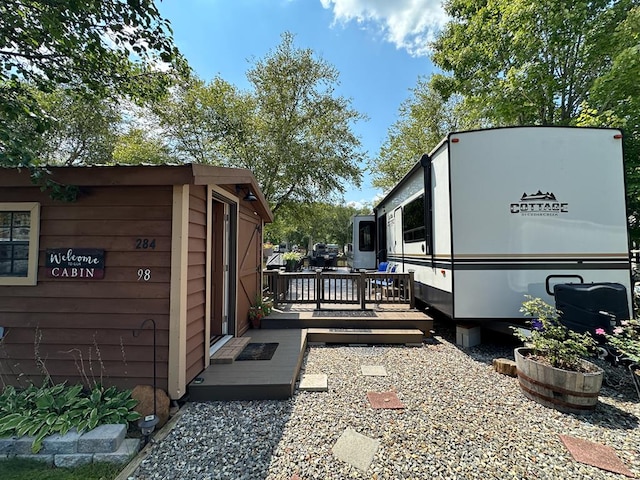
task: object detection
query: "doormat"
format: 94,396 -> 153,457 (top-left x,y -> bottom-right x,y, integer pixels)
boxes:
559,434 -> 635,477
312,310 -> 377,317
236,343 -> 279,361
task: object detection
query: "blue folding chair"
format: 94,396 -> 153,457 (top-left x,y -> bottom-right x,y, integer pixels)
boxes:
373,264 -> 397,290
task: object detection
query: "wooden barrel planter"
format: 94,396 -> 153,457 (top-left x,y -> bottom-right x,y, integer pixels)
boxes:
514,347 -> 604,414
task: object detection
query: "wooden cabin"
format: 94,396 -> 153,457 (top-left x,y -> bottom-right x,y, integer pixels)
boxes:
0,164 -> 273,399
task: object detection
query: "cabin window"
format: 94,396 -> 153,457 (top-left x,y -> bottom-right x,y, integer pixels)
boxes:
0,203 -> 40,286
358,221 -> 375,251
403,195 -> 426,243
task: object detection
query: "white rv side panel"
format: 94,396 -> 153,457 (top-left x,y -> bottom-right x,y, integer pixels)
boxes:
380,172 -> 422,260
448,128 -> 627,256
454,269 -> 632,319
447,127 -> 630,318
375,126 -> 631,322
431,145 -> 452,259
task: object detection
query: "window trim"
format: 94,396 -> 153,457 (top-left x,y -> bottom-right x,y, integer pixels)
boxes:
0,202 -> 40,286
358,220 -> 375,252
402,194 -> 426,243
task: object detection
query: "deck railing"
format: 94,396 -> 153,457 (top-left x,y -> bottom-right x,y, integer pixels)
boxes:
263,269 -> 415,310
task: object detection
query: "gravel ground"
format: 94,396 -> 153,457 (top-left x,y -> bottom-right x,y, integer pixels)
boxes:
131,323 -> 640,480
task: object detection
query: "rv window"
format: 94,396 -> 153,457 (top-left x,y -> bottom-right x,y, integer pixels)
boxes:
358,221 -> 375,251
0,203 -> 40,286
403,195 -> 426,243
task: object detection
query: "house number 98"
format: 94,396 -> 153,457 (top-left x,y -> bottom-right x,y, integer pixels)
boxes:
137,269 -> 151,281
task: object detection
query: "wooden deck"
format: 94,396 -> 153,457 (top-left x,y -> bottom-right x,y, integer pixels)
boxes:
187,305 -> 434,401
263,303 -> 433,334
188,329 -> 307,401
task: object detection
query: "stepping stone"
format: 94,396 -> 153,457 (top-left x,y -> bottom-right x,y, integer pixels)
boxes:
559,434 -> 635,477
361,365 -> 387,376
298,374 -> 328,392
332,428 -> 379,472
367,390 -> 404,409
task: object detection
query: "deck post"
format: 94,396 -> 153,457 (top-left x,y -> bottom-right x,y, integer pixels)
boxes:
408,270 -> 415,309
359,270 -> 367,310
315,268 -> 322,310
272,270 -> 279,308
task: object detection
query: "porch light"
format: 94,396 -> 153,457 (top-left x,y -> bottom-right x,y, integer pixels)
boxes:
236,185 -> 257,202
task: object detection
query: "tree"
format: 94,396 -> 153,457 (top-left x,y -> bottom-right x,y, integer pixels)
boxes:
576,5 -> 640,242
112,128 -> 173,165
370,76 -> 479,191
154,32 -> 366,213
431,0 -> 640,241
0,0 -> 178,167
153,76 -> 254,165
246,33 -> 365,213
36,88 -> 121,166
431,0 -> 634,126
265,202 -> 371,251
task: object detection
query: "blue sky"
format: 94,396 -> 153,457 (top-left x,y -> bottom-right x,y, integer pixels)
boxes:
156,0 -> 447,205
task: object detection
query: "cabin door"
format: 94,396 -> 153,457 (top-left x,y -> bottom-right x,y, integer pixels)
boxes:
237,210 -> 262,334
210,197 -> 235,338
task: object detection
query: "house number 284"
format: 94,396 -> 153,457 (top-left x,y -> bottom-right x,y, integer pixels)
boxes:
137,269 -> 151,281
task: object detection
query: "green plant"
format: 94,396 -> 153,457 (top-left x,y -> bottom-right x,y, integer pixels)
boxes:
0,457 -> 122,480
248,296 -> 273,321
596,319 -> 640,363
0,383 -> 140,453
512,296 -> 597,372
282,251 -> 302,262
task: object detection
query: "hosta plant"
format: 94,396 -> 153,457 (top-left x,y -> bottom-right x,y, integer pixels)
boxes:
0,383 -> 140,453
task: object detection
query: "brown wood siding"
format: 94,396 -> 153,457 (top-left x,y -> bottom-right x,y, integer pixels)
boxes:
185,186 -> 207,384
0,185 -> 172,391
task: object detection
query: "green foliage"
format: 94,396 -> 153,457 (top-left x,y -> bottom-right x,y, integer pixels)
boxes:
152,32 -> 366,213
282,251 -> 302,262
249,296 -> 273,321
112,128 -> 173,165
0,457 -> 122,480
370,76 -> 481,191
0,0 -> 179,168
265,202 -> 370,250
33,88 -> 121,166
431,0 -> 632,126
0,383 -> 140,453
575,5 -> 640,243
425,0 -> 640,243
513,296 -> 597,371
596,319 -> 640,363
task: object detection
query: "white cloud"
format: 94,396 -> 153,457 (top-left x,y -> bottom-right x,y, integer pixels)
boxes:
319,0 -> 447,57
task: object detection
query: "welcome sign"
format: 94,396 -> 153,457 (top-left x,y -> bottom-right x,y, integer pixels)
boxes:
45,248 -> 105,279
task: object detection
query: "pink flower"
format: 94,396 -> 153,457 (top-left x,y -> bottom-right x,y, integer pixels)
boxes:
613,327 -> 624,335
595,328 -> 606,335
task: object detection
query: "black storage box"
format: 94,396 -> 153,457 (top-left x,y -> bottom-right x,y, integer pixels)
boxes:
553,282 -> 630,334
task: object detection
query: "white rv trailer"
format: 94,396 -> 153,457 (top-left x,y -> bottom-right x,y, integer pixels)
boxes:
375,126 -> 632,322
346,214 -> 377,271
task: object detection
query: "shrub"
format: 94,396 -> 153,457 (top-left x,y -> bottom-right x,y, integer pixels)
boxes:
513,296 -> 597,371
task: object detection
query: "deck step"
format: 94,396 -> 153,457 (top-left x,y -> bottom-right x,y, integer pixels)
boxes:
210,337 -> 252,364
306,328 -> 424,345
